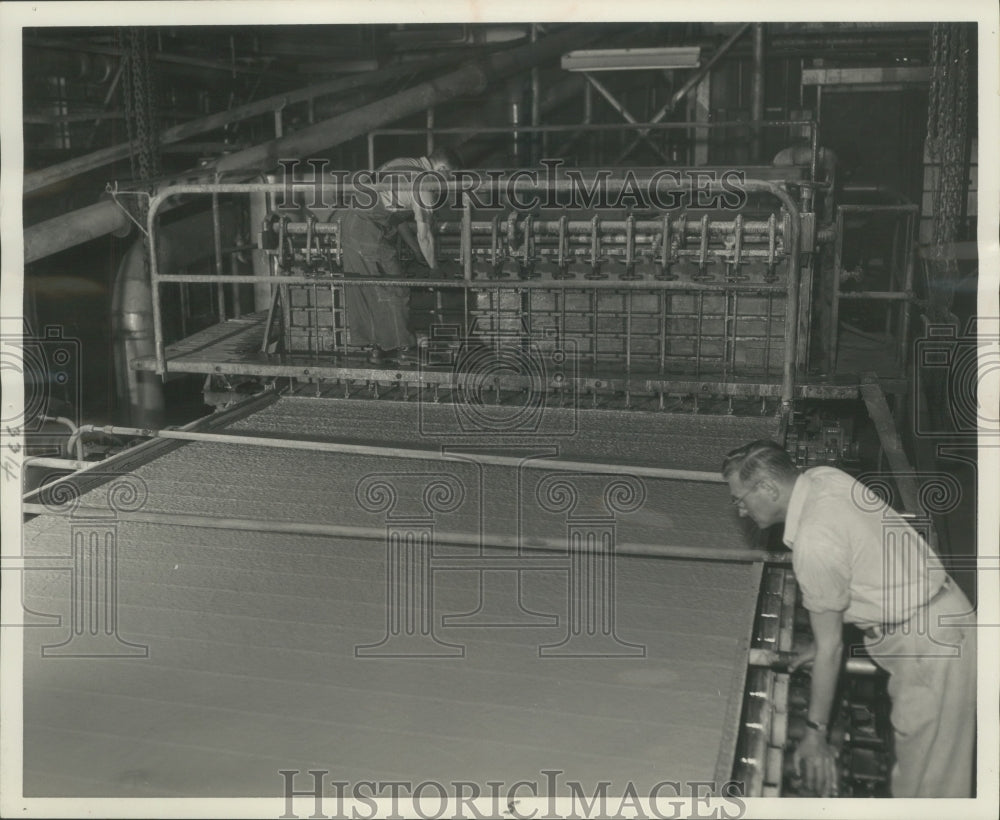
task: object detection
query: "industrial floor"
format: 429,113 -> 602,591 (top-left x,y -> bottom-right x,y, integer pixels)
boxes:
21,396 -> 777,797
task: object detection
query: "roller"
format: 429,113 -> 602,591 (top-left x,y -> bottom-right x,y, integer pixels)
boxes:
653,213 -> 677,280
491,211 -> 522,278
552,213 -> 574,279
533,214 -> 562,278
619,213 -> 642,280
764,213 -> 779,283
473,215 -> 500,278
584,215 -> 608,280
726,214 -> 750,282
692,214 -> 714,281
518,214 -> 540,279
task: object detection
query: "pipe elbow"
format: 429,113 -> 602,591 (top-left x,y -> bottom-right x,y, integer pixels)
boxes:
772,145 -> 838,173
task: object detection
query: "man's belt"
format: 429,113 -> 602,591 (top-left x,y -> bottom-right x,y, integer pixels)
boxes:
861,577 -> 953,640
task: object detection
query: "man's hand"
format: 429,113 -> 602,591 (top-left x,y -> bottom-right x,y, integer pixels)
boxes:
790,641 -> 817,671
793,729 -> 839,796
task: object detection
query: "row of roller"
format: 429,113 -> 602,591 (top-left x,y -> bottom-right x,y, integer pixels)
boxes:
263,209 -> 792,283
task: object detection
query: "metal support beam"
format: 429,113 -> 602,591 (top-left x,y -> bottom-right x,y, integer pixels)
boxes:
859,373 -> 922,515
693,73 -> 711,165
616,22 -> 751,162
582,73 -> 670,163
751,24 -> 766,162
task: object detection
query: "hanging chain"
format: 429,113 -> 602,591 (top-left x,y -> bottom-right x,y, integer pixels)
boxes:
118,26 -> 161,207
925,25 -> 941,158
117,27 -> 164,338
927,23 -> 970,249
118,28 -> 137,182
925,23 -> 972,314
138,28 -> 161,183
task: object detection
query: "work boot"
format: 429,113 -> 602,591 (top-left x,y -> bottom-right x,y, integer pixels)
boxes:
394,347 -> 421,365
380,345 -> 420,365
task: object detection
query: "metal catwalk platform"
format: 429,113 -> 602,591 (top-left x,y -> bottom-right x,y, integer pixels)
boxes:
21,394 -> 775,798
133,310 -> 793,395
132,312 -> 906,401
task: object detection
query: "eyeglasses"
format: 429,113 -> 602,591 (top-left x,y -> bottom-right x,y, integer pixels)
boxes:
731,482 -> 761,507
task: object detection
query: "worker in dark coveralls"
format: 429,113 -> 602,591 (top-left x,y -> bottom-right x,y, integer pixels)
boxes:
722,440 -> 975,798
340,147 -> 458,364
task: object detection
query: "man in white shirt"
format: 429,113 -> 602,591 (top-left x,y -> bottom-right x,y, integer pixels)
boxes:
722,440 -> 975,797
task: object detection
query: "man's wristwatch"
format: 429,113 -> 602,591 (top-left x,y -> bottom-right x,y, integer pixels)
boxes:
805,718 -> 828,733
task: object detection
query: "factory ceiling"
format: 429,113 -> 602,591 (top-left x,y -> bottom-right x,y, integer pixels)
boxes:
22,22 -> 933,227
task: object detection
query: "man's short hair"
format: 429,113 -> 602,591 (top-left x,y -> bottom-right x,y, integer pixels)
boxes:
428,145 -> 461,170
721,439 -> 799,484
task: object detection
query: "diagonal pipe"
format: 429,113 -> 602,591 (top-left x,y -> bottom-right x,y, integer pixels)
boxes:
24,28 -> 604,262
214,25 -> 607,175
24,52 -> 467,196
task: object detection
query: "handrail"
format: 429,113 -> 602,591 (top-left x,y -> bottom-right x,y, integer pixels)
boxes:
65,423 -> 728,483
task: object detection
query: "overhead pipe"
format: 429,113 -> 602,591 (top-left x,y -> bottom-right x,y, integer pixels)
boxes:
24,52 -> 467,195
23,45 -> 540,263
24,198 -> 134,263
24,173 -> 234,264
214,25 -> 606,175
213,60 -> 490,173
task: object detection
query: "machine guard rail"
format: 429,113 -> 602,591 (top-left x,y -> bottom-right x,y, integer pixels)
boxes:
146,178 -> 801,407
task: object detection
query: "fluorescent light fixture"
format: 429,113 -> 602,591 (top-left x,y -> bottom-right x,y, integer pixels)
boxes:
561,47 -> 701,72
